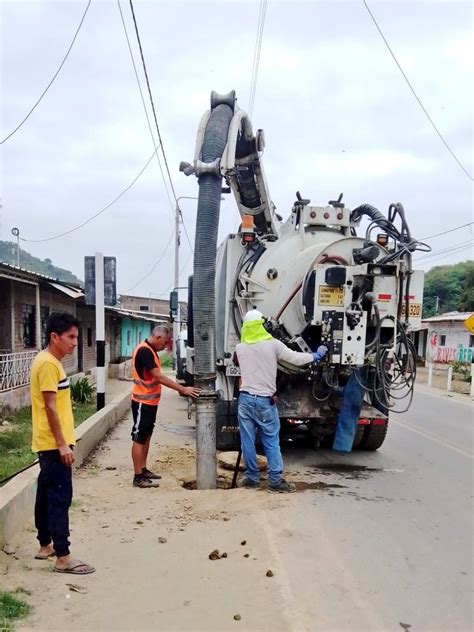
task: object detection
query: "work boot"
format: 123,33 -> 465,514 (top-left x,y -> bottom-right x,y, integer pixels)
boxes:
133,474 -> 160,488
142,467 -> 162,480
267,480 -> 296,494
238,478 -> 260,489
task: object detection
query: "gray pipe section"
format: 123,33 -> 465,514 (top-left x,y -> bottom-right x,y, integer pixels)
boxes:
194,102 -> 234,489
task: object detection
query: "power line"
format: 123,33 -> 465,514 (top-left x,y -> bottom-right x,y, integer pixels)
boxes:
248,0 -> 268,119
153,250 -> 194,298
120,230 -> 175,294
20,148 -> 160,242
127,0 -> 194,255
116,0 -> 174,220
421,221 -> 473,241
362,0 -> 473,182
414,243 -> 473,267
1,0 -> 92,145
413,239 -> 473,263
128,0 -> 177,202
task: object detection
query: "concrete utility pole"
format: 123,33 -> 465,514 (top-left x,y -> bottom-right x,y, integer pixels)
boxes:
174,196 -> 198,366
95,252 -> 106,410
11,227 -> 20,267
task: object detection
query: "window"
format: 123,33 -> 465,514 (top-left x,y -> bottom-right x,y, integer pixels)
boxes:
41,306 -> 50,348
469,335 -> 474,348
439,334 -> 446,346
139,305 -> 149,312
87,326 -> 92,347
22,304 -> 36,348
127,330 -> 131,346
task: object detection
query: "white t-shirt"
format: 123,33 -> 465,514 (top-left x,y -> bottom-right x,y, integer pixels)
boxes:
235,338 -> 313,397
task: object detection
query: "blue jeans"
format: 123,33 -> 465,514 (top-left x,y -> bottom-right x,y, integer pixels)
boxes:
238,392 -> 283,487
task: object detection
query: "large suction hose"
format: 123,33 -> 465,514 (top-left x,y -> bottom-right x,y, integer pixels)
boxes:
193,98 -> 234,489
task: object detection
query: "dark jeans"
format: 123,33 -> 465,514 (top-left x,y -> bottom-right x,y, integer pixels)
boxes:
35,449 -> 73,557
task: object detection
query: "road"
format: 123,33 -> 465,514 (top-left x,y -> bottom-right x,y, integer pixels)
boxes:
4,385 -> 473,632
279,385 -> 473,631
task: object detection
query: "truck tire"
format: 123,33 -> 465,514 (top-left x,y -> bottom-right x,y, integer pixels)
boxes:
360,420 -> 388,451
352,425 -> 365,449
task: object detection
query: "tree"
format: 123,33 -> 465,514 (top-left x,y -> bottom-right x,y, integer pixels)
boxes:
423,261 -> 474,318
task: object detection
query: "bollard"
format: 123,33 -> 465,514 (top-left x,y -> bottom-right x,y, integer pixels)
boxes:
428,363 -> 433,388
471,363 -> 474,399
447,365 -> 453,392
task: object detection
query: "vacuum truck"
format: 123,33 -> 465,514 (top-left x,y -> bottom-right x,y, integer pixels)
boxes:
180,90 -> 426,454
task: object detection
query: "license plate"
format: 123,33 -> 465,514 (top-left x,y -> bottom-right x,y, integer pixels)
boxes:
318,285 -> 344,306
225,363 -> 241,377
400,302 -> 421,318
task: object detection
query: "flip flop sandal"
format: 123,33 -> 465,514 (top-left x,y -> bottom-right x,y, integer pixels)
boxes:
35,552 -> 56,560
54,561 -> 95,575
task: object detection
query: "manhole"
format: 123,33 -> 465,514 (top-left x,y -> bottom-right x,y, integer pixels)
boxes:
181,477 -> 230,490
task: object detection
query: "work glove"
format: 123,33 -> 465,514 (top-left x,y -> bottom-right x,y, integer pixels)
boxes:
312,345 -> 328,363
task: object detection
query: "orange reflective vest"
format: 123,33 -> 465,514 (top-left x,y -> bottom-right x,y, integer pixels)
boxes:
131,341 -> 162,406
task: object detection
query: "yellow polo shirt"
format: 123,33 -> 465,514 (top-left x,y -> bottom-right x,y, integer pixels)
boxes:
30,350 -> 75,452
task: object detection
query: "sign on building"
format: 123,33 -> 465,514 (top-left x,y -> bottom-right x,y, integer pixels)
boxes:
84,256 -> 117,306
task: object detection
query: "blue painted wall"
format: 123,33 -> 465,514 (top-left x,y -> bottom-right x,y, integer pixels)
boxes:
121,317 -> 153,358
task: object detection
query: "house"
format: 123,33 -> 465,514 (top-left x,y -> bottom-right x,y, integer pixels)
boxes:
422,311 -> 474,367
0,263 -> 166,410
118,293 -> 188,325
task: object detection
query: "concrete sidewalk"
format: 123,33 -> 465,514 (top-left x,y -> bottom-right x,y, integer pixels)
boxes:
0,378 -> 132,547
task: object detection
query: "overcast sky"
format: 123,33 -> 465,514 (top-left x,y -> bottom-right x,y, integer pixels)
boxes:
1,0 -> 473,301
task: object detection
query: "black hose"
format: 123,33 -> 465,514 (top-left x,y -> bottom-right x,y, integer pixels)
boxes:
193,103 -> 234,385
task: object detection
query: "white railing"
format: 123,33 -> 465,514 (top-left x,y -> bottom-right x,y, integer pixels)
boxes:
0,350 -> 37,392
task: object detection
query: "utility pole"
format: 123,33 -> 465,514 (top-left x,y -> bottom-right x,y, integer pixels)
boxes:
435,296 -> 440,315
174,196 -> 198,367
11,227 -> 20,267
95,252 -> 106,410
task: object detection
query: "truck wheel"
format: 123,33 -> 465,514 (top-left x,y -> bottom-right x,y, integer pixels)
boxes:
352,425 -> 365,449
360,421 -> 388,451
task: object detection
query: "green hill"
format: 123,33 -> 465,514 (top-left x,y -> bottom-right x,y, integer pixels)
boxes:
0,240 -> 83,286
423,260 -> 474,318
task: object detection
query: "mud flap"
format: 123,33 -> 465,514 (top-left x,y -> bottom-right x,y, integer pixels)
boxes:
216,398 -> 240,451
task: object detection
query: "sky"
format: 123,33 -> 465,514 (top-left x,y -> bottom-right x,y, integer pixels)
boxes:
1,0 -> 473,302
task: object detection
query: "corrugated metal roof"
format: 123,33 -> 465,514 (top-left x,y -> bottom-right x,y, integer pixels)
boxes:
48,282 -> 84,299
0,261 -> 83,289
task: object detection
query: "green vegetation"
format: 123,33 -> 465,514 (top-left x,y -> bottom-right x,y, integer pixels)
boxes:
0,401 -> 96,483
159,352 -> 173,368
0,589 -> 31,632
70,377 -> 95,403
0,240 -> 82,285
423,261 -> 474,318
450,360 -> 472,383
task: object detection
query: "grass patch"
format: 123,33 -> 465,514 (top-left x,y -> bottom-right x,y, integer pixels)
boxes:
0,590 -> 31,632
159,352 -> 173,368
0,400 -> 97,484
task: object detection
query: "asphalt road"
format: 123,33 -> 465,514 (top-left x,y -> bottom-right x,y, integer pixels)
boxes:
276,386 -> 474,631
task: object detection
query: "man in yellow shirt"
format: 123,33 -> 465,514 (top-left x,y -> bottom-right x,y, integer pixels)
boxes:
30,312 -> 95,575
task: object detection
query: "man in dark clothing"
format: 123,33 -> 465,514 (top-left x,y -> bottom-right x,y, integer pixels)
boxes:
131,325 -> 200,488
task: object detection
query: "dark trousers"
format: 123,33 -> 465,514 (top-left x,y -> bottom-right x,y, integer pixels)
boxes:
35,449 -> 73,557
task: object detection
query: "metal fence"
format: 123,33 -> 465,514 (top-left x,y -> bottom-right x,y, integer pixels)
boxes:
0,350 -> 37,392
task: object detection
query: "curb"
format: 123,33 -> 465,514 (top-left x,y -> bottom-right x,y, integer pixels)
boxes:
0,389 -> 131,548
